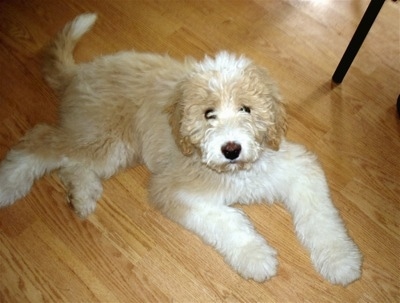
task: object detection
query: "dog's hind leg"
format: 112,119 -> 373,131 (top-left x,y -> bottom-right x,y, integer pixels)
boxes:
58,164 -> 103,218
0,124 -> 65,207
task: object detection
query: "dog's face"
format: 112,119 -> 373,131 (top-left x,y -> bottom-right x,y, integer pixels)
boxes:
168,52 -> 287,173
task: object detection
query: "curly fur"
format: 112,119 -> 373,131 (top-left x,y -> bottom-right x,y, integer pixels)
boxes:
0,13 -> 362,285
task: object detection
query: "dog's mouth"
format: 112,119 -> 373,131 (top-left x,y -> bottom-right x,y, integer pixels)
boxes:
205,159 -> 253,173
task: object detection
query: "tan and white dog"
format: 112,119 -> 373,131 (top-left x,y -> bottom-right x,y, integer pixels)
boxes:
0,14 -> 361,285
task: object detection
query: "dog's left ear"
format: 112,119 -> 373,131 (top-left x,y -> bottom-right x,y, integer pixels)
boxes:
265,91 -> 287,151
252,66 -> 288,151
165,86 -> 195,156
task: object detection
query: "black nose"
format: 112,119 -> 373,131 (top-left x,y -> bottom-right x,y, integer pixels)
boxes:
221,142 -> 241,160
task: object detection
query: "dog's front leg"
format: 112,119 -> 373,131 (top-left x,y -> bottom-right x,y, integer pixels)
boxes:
163,202 -> 278,282
282,156 -> 362,286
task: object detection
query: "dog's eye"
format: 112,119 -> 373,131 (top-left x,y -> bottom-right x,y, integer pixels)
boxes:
239,106 -> 251,114
204,108 -> 217,120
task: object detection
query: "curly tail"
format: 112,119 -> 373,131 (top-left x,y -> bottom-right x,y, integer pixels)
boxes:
43,13 -> 97,94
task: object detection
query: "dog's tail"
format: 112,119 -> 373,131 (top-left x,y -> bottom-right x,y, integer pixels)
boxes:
43,13 -> 97,94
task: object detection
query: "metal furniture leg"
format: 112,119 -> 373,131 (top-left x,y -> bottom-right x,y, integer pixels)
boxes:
332,0 -> 385,84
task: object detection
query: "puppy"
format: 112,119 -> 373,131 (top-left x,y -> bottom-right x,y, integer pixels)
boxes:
0,13 -> 362,285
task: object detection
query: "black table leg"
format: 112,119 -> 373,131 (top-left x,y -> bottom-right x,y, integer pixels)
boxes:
332,0 -> 385,84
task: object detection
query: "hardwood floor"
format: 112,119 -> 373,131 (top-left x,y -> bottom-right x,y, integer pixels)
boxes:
0,0 -> 399,302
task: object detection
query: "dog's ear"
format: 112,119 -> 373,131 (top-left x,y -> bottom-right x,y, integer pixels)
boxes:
165,87 -> 195,156
250,65 -> 288,151
265,92 -> 287,151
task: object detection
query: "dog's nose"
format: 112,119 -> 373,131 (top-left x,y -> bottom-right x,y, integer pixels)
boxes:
221,142 -> 241,160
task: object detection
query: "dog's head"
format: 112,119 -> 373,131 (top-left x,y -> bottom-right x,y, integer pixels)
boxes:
167,51 -> 287,172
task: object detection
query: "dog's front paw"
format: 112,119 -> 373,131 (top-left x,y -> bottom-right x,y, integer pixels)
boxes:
313,240 -> 362,286
229,241 -> 278,282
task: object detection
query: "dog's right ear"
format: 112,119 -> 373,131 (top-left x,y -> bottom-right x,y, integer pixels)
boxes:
165,88 -> 195,156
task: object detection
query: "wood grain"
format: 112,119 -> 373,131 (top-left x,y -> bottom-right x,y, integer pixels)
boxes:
0,0 -> 399,302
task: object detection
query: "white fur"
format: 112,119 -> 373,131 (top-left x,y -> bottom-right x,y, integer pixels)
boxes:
0,14 -> 362,286
68,13 -> 97,40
